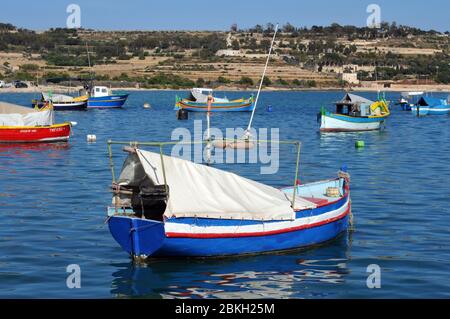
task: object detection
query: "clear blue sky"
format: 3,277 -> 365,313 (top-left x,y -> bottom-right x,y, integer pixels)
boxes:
1,0 -> 449,32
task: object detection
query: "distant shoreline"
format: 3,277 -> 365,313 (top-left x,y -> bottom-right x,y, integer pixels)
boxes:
1,84 -> 450,94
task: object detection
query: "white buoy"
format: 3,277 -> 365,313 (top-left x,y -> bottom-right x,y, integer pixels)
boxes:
70,121 -> 78,126
87,134 -> 97,142
143,103 -> 151,109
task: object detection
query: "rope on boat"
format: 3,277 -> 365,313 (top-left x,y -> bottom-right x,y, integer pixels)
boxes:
245,23 -> 279,136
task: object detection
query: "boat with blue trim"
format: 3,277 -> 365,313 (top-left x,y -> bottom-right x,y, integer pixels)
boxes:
319,93 -> 390,132
396,92 -> 423,111
410,96 -> 450,116
106,140 -> 351,259
175,88 -> 254,112
87,86 -> 129,109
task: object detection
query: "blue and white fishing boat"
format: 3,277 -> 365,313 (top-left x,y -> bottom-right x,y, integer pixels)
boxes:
397,92 -> 423,111
106,141 -> 351,259
87,86 -> 129,109
319,93 -> 390,132
411,96 -> 450,116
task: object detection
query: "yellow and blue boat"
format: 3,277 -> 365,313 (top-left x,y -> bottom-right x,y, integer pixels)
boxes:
175,88 -> 254,112
319,93 -> 390,132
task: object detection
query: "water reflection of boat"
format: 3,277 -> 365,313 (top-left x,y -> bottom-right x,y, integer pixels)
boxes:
0,142 -> 70,152
110,236 -> 350,299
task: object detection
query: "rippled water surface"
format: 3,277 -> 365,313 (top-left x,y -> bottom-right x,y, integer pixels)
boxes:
0,91 -> 449,298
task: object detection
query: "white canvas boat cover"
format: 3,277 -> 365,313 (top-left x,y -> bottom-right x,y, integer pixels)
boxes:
190,88 -> 229,103
0,102 -> 54,127
340,93 -> 374,105
42,93 -> 75,103
134,149 -> 299,221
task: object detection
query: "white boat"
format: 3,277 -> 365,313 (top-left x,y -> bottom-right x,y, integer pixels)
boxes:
319,94 -> 391,132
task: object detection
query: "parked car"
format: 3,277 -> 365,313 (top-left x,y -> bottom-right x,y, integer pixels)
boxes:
13,81 -> 28,88
0,80 -> 5,88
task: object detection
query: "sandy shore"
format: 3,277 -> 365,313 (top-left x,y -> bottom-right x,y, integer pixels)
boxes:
1,84 -> 450,94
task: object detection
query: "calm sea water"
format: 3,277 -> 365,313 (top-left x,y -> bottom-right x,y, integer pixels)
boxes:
0,90 -> 449,298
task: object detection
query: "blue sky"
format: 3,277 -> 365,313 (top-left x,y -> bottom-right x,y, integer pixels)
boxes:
1,0 -> 449,31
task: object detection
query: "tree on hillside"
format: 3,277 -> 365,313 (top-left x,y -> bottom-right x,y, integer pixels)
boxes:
282,23 -> 296,33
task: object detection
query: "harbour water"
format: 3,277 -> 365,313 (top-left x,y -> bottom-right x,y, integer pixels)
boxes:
0,91 -> 449,298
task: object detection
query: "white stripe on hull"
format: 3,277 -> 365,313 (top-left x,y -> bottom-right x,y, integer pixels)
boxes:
165,197 -> 349,235
320,115 -> 381,132
410,107 -> 450,113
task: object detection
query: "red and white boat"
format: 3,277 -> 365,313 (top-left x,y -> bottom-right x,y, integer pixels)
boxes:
0,102 -> 72,143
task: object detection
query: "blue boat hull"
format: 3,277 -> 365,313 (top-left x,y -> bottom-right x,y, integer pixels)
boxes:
108,183 -> 351,258
400,102 -> 412,111
155,216 -> 349,257
87,94 -> 129,108
411,105 -> 450,115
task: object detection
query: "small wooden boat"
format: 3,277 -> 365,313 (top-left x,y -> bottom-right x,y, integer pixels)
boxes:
87,86 -> 129,109
176,88 -> 254,112
106,141 -> 351,259
32,93 -> 88,111
410,97 -> 450,116
0,102 -> 71,143
319,93 -> 390,132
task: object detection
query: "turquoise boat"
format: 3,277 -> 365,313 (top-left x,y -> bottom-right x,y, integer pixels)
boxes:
175,88 -> 254,112
411,97 -> 450,116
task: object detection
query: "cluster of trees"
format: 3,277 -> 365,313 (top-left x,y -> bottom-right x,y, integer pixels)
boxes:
240,22 -> 443,39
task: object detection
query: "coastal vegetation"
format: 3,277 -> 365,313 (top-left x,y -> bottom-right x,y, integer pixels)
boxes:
1,22 -> 450,88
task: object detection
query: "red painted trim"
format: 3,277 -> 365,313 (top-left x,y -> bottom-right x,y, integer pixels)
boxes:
166,205 -> 351,239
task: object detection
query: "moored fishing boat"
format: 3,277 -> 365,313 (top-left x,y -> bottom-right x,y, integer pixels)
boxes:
319,93 -> 390,132
87,86 -> 129,109
106,140 -> 351,259
0,102 -> 72,143
396,92 -> 423,111
175,88 -> 254,112
32,92 -> 88,111
410,96 -> 450,116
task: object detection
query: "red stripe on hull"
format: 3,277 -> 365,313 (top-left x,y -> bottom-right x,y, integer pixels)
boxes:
0,124 -> 71,143
166,205 -> 351,239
